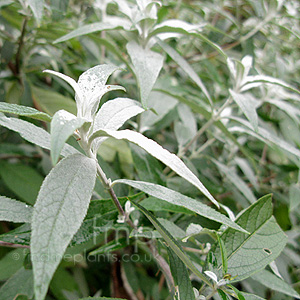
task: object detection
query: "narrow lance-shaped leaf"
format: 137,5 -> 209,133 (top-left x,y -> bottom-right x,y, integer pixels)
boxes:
0,196 -> 32,223
27,0 -> 45,25
241,75 -> 300,94
31,153 -> 97,300
131,201 -> 212,286
213,194 -> 288,281
230,117 -> 300,159
90,129 -> 219,207
229,89 -> 259,132
252,269 -> 300,299
149,19 -> 205,38
0,114 -> 78,157
54,20 -> 131,44
157,38 -> 213,107
0,102 -> 51,122
127,41 -> 164,108
213,159 -> 257,204
51,110 -> 89,164
113,179 -> 247,233
92,98 -> 144,150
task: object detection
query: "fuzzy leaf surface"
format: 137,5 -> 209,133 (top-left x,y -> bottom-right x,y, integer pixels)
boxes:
51,110 -> 88,164
0,196 -> 32,223
127,41 -> 164,108
92,98 -> 144,149
31,153 -> 97,300
91,129 -> 219,206
0,114 -> 78,157
114,179 -> 247,233
0,102 -> 51,122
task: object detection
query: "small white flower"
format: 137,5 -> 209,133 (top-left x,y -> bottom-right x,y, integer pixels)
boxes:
125,201 -> 135,215
204,271 -> 229,287
44,65 -> 125,122
117,215 -> 126,224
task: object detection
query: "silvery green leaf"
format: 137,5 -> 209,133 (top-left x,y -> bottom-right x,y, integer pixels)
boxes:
266,99 -> 300,123
229,117 -> 300,158
0,196 -> 32,223
241,56 -> 253,78
43,70 -> 83,102
252,269 -> 300,299
229,90 -> 259,132
77,65 -> 125,120
92,98 -> 144,149
241,75 -> 300,94
54,20 -> 131,44
157,39 -> 213,106
140,91 -> 177,132
150,19 -> 205,37
113,179 -> 247,233
90,129 -> 219,207
213,160 -> 257,204
0,114 -> 78,157
289,184 -> 300,211
235,157 -> 259,191
127,41 -> 164,108
240,293 -> 265,300
0,102 -> 51,122
51,110 -> 89,164
31,153 -> 97,300
27,0 -> 44,25
213,195 -> 287,281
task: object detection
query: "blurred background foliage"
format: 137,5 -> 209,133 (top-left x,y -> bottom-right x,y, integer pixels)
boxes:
0,0 -> 300,299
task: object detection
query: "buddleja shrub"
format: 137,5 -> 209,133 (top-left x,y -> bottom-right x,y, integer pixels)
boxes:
0,0 -> 300,300
0,63 -> 292,300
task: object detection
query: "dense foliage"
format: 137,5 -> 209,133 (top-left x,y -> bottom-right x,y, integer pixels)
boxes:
0,0 -> 300,299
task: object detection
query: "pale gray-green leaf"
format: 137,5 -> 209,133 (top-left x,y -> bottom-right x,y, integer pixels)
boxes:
0,196 -> 32,223
51,110 -> 88,164
0,114 -> 78,157
241,293 -> 266,300
28,0 -> 44,25
150,19 -> 205,37
92,98 -> 144,149
289,184 -> 300,211
43,70 -> 83,103
31,154 -> 97,300
252,269 -> 300,299
241,75 -> 300,94
230,90 -> 259,132
234,157 -> 259,191
113,179 -> 247,233
230,118 -> 300,158
0,102 -> 51,122
54,20 -> 131,44
90,129 -> 219,207
127,41 -> 164,108
214,195 -> 287,281
157,39 -> 213,106
213,160 -> 257,204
